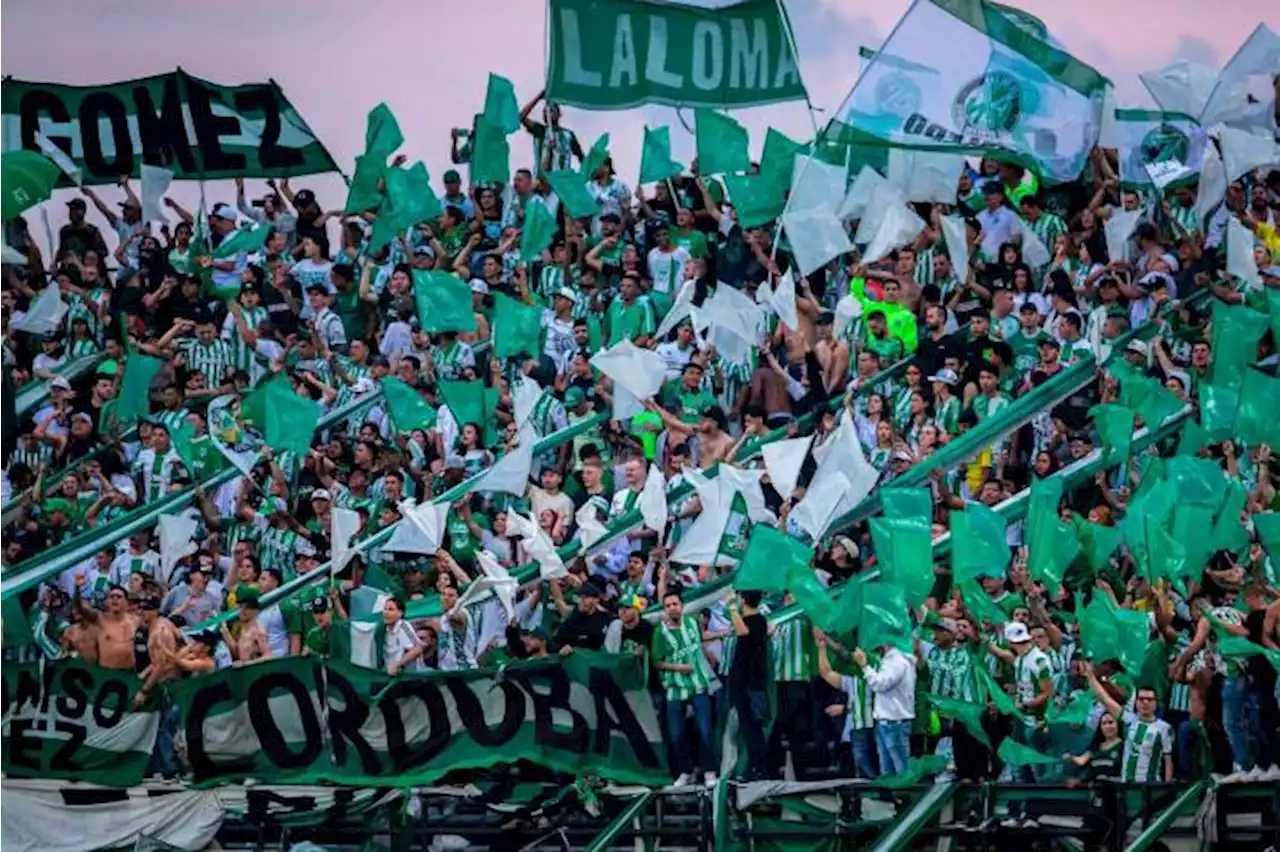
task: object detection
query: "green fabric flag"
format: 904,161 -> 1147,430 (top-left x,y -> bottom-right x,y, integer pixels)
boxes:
1197,383 -> 1240,441
544,169 -> 598,219
1171,503 -> 1216,587
413,270 -> 476,334
520,201 -> 557,262
998,739 -> 1062,767
386,162 -> 442,229
345,152 -> 387,215
580,133 -> 611,181
1218,635 -> 1280,674
365,103 -> 404,156
1210,479 -> 1249,555
960,580 -> 1009,629
877,755 -> 948,787
1176,417 -> 1214,457
1079,593 -> 1149,674
857,582 -> 911,651
694,109 -> 750,176
241,376 -> 319,457
950,503 -> 1010,583
973,658 -> 1022,719
1209,301 -> 1268,388
439,380 -> 501,444
483,73 -> 521,135
213,223 -> 271,259
1074,518 -> 1123,576
738,525 -> 813,593
1089,403 -> 1135,469
492,293 -> 545,360
787,561 -> 840,634
1269,288 -> 1280,352
1254,512 -> 1280,563
1116,482 -> 1176,568
1142,515 -> 1187,590
470,115 -> 510,185
722,174 -> 786,229
869,515 -> 933,609
1115,362 -> 1185,430
928,695 -> 992,746
882,487 -> 933,521
1026,476 -> 1079,591
1236,367 -> 1280,449
379,377 -> 437,434
1046,689 -> 1095,727
1161,457 -> 1227,508
758,127 -> 807,190
638,126 -> 682,185
103,353 -> 163,431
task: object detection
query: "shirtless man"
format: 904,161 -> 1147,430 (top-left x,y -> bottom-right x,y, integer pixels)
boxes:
74,577 -> 139,670
221,588 -> 271,665
646,401 -> 736,465
133,596 -> 185,707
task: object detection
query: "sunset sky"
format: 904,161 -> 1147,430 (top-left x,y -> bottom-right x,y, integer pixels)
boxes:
3,0 -> 1276,242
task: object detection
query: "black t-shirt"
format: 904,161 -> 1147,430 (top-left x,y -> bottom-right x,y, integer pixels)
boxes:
552,607 -> 612,651
133,625 -> 151,674
260,281 -> 302,337
1245,609 -> 1277,691
915,332 -> 955,375
295,213 -> 330,258
620,619 -> 661,693
729,612 -> 769,691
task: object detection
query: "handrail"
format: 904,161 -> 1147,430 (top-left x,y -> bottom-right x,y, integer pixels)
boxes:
1,426 -> 140,521
1,389 -> 386,601
13,352 -> 109,417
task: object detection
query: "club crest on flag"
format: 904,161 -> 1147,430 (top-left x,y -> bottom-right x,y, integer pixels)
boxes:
1140,123 -> 1191,168
954,70 -> 1024,137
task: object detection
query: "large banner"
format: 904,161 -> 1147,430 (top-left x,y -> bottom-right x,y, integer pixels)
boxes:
1,70 -> 340,185
838,0 -> 1109,183
3,653 -> 668,788
546,0 -> 807,110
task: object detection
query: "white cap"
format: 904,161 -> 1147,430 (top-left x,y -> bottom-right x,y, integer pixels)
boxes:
555,287 -> 578,303
49,376 -> 72,391
311,489 -> 331,501
210,203 -> 237,221
352,377 -> 376,395
1004,621 -> 1031,644
470,279 -> 489,294
927,368 -> 959,386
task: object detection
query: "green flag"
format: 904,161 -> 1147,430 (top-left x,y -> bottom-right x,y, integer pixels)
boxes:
104,353 -> 163,431
483,73 -> 521,135
998,739 -> 1062,766
470,115 -> 510,185
1026,477 -> 1080,590
869,514 -> 933,609
1208,301 -> 1267,388
1175,417 -> 1213,457
694,109 -> 750,176
492,293 -> 545,360
413,270 -> 476,334
1046,689 -> 1095,728
544,169 -> 598,220
1210,479 -> 1249,555
973,659 -> 1021,718
758,127 -> 807,190
1074,518 -> 1122,576
928,695 -> 992,746
960,580 -> 1008,630
439,380 -> 501,444
950,503 -> 1009,583
520,201 -> 557,262
213,223 -> 271,259
857,582 -> 911,652
738,525 -> 812,594
1236,367 -> 1280,449
638,126 -> 682,185
365,102 -> 404,156
787,561 -> 840,634
345,152 -> 387,215
1254,512 -> 1280,563
723,174 -> 786,229
1197,383 -> 1240,441
386,162 -> 442,229
580,133 -> 610,181
1171,503 -> 1215,587
1078,593 -> 1148,674
1142,514 -> 1187,590
241,375 -> 319,457
1089,403 -> 1135,469
379,377 -> 437,434
1161,456 -> 1227,507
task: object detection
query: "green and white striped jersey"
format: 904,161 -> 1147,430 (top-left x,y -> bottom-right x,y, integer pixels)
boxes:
841,672 -> 875,732
181,338 -> 234,389
1121,711 -> 1173,782
153,407 -> 191,435
927,644 -> 978,703
654,615 -> 713,701
221,305 -> 268,374
771,617 -> 812,683
1014,647 -> 1054,724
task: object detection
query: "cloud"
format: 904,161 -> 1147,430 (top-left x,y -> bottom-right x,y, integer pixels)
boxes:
1169,34 -> 1222,67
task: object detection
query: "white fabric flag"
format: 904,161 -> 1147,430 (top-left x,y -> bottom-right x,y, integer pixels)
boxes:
639,463 -> 668,535
512,377 -> 543,433
854,182 -> 908,246
886,149 -> 967,204
590,340 -> 667,402
0,243 -> 27,265
833,292 -> 863,335
862,201 -> 925,265
1199,24 -> 1280,133
669,466 -> 770,567
384,498 -> 444,554
507,509 -> 568,579
140,164 -> 174,225
792,411 -> 878,541
330,507 -> 362,575
157,513 -> 199,586
1226,216 -> 1262,290
769,270 -> 799,330
1140,60 -> 1218,118
789,154 -> 848,214
790,470 -> 850,543
1193,143 -> 1226,233
653,279 -> 698,339
1104,209 -> 1142,264
575,502 -> 609,550
1217,126 -> 1280,183
761,434 -> 813,502
35,132 -> 82,185
476,427 -> 535,496
699,284 -> 763,366
838,164 -> 902,222
11,283 -> 67,335
940,214 -> 970,280
467,550 -> 518,620
1018,218 -> 1052,269
782,207 -> 853,277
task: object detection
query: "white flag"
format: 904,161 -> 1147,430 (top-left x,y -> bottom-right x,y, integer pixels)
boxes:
476,428 -> 535,496
1104,209 -> 1142,264
790,470 -> 850,543
1226,216 -> 1261,290
1193,143 -> 1226,233
792,411 -> 878,541
330,507 -> 362,575
761,434 -> 813,502
782,206 -> 853,277
838,165 -> 902,222
1140,60 -> 1218,118
157,513 -> 199,586
770,270 -> 800,330
140,164 -> 174,225
11,283 -> 67,335
1017,218 -> 1052,269
34,132 -> 82,186
789,154 -> 848,215
512,376 -> 543,434
590,340 -> 666,402
575,502 -> 609,550
653,279 -> 698,340
886,149 -> 966,204
1217,126 -> 1279,183
0,243 -> 27,265
639,463 -> 668,535
940,214 -> 970,280
507,510 -> 568,579
385,499 -> 444,554
862,202 -> 925,265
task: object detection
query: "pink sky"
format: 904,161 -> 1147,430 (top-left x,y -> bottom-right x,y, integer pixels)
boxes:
3,0 -> 1277,242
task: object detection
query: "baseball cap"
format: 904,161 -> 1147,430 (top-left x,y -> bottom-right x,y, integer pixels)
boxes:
1038,336 -> 1061,349
443,169 -> 462,184
309,594 -> 330,613
1125,339 -> 1149,357
1004,621 -> 1031,644
49,376 -> 72,391
293,189 -> 317,207
927,368 -> 959,386
619,594 -> 648,611
564,387 -> 586,408
210,203 -> 237,221
311,489 -> 331,502
555,287 -> 578,304
235,585 -> 261,607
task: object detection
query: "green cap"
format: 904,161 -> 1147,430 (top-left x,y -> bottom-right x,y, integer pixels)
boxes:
443,169 -> 462,184
42,497 -> 74,515
564,387 -> 586,408
235,584 -> 261,607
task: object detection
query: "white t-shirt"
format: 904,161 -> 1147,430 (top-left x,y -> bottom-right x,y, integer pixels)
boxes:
646,246 -> 692,295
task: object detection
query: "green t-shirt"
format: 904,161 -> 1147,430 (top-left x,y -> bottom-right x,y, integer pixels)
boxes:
445,509 -> 489,563
662,380 -> 716,424
606,298 -> 656,346
671,227 -> 709,259
865,332 -> 905,365
1008,329 -> 1046,376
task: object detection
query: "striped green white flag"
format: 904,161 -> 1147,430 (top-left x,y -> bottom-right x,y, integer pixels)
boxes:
841,0 -> 1109,183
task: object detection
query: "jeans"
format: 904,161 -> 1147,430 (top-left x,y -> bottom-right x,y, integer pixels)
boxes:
731,686 -> 770,780
849,727 -> 877,778
875,720 -> 911,776
666,692 -> 715,775
146,695 -> 179,778
1223,677 -> 1254,769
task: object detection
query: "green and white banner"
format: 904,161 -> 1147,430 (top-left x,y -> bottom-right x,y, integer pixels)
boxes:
546,0 -> 807,110
1112,108 -> 1205,191
2,660 -> 158,784
839,0 -> 1109,183
1,70 -> 340,185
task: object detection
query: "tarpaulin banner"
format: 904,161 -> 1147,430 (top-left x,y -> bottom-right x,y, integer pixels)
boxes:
1,70 -> 340,185
546,0 -> 807,110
